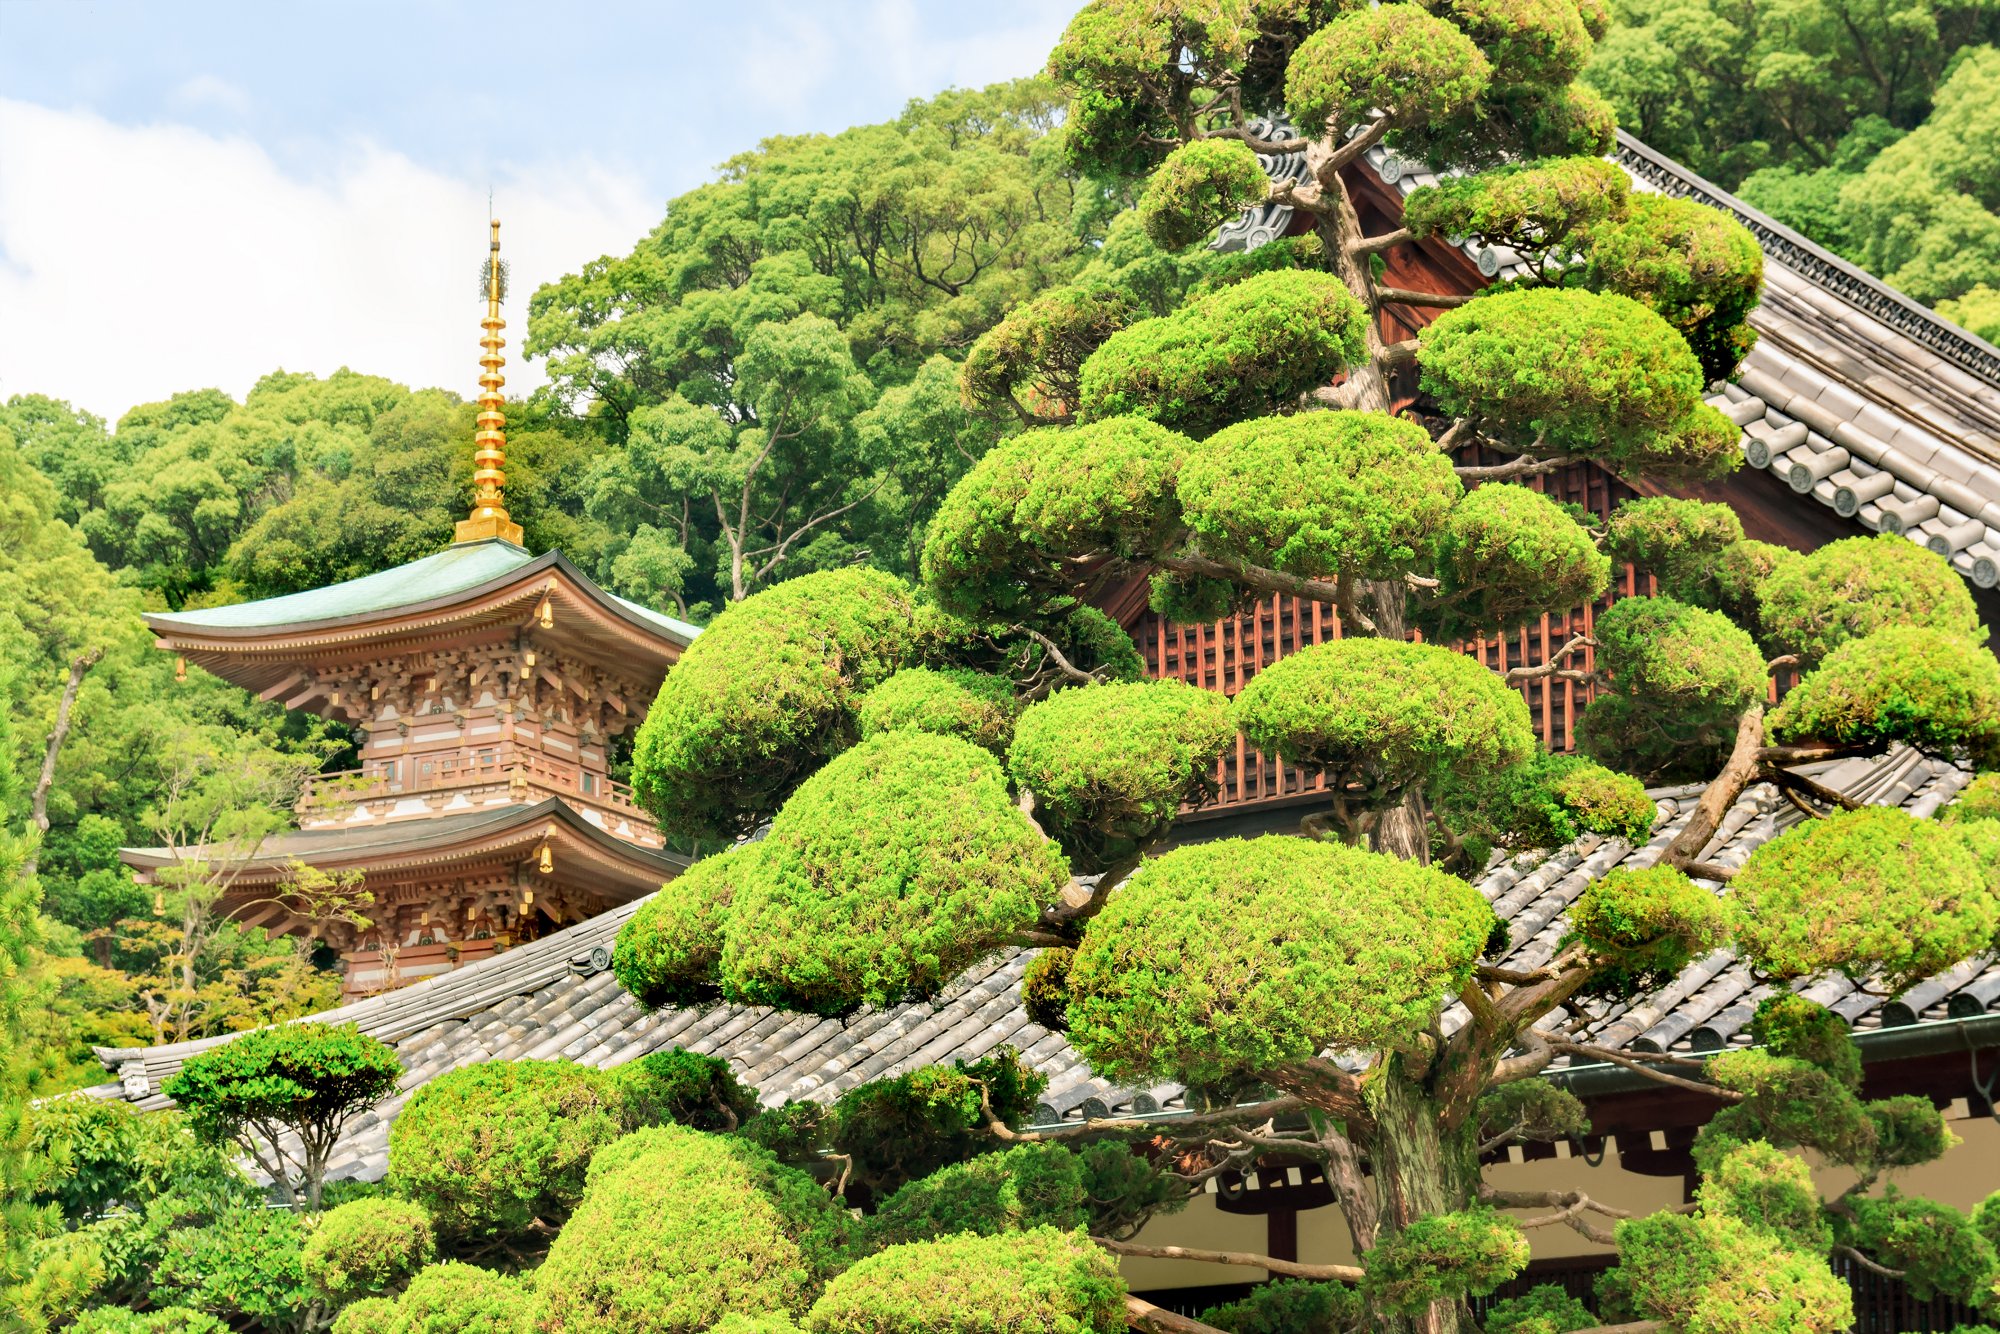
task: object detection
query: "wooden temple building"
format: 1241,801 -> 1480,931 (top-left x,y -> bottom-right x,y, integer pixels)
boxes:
120,221 -> 699,995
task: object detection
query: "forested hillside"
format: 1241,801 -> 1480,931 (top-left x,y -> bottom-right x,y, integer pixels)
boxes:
1586,0 -> 2000,339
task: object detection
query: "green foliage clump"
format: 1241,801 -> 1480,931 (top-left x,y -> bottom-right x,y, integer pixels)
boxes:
630,568 -> 923,840
921,418 -> 1191,618
1758,534 -> 1982,666
69,1310 -> 229,1334
395,1262 -> 534,1334
1178,411 -> 1462,580
866,1144 -> 1087,1248
858,668 -> 1017,755
1604,497 -> 1746,604
149,1207 -> 314,1332
539,1124 -> 850,1334
1750,996 -> 1861,1092
1199,1277 -> 1360,1334
1361,1207 -> 1529,1315
1579,193 -> 1765,381
803,1226 -> 1123,1334
1076,271 -> 1367,437
1579,595 -> 1766,780
824,1051 -> 1047,1197
709,1317 -> 804,1334
1006,680 -> 1233,869
1610,1212 -> 1850,1332
1595,595 -> 1764,708
1730,806 -> 1995,991
1698,1050 -> 1876,1171
1075,1141 -> 1186,1240
1137,140 -> 1270,250
1867,1094 -> 1961,1171
1565,865 -> 1728,1000
1713,539 -> 1801,627
1021,949 -> 1074,1034
718,733 -> 1068,1014
331,1298 -> 402,1334
385,1059 -> 626,1241
617,1048 -> 761,1133
1416,482 -> 1610,638
1419,287 -> 1722,479
1285,5 -> 1491,133
1436,752 -> 1657,856
1481,1284 -> 1594,1334
961,280 -> 1140,423
1769,626 -> 2000,768
1947,773 -> 2000,826
611,850 -> 749,1010
1405,157 -> 1628,256
1476,1080 -> 1590,1145
301,1197 -> 435,1304
1696,1141 -> 1832,1255
1231,638 -> 1535,802
160,1021 -> 401,1209
1066,837 -> 1494,1086
1845,1192 -> 1999,1304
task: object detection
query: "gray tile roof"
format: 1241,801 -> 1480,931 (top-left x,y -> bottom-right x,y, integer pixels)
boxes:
89,747 -> 1987,1184
1222,122 -> 2000,589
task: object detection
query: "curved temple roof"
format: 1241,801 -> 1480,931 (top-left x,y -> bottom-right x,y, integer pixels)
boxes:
89,747 -> 1992,1185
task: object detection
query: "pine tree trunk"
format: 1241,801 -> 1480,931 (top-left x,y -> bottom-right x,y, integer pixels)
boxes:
1361,1062 -> 1483,1334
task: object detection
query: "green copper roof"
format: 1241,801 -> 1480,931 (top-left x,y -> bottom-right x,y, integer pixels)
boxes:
149,541 -> 539,630
147,540 -> 701,645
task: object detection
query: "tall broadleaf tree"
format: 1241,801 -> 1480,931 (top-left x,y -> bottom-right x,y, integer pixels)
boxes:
609,3 -> 2000,1332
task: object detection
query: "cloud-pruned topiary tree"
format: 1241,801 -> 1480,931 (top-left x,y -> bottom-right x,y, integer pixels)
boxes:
602,1 -> 2000,1328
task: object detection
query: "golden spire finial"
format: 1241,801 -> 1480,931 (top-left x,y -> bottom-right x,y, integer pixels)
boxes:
454,216 -> 525,546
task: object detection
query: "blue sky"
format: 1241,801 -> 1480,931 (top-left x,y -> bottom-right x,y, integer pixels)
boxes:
0,0 -> 1075,419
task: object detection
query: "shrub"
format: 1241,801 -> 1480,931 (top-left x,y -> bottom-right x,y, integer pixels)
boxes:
1750,996 -> 1861,1092
1417,482 -> 1608,638
160,1021 -> 401,1209
611,849 -> 749,1010
826,1050 -> 1048,1196
1610,1213 -> 1850,1331
857,668 -> 1017,755
301,1197 -> 435,1303
1846,1193 -> 1998,1303
1199,1278 -> 1361,1333
1758,534 -> 1981,666
1593,595 -> 1764,709
537,1124 -> 851,1334
1006,680 -> 1233,869
866,1144 -> 1088,1248
331,1299 -> 402,1334
68,1310 -> 229,1334
1565,865 -> 1728,1000
1580,193 -> 1765,382
803,1226 -> 1124,1334
1696,1141 -> 1832,1255
1947,773 -> 2000,825
1231,638 -> 1534,800
718,733 -> 1069,1015
1076,270 -> 1367,437
1604,497 -> 1745,606
961,280 -> 1139,421
1406,157 -> 1628,256
1436,751 -> 1657,856
629,568 -> 924,840
386,1060 -> 627,1241
617,1048 -> 760,1132
1176,411 -> 1461,581
1769,626 -> 2000,768
1730,806 -> 1995,991
149,1207 -> 314,1332
1066,837 -> 1494,1086
396,1262 -> 534,1334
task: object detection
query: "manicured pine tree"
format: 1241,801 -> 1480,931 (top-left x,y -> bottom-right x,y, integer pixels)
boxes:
600,2 -> 2000,1331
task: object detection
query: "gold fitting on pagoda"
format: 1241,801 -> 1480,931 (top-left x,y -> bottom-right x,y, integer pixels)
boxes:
454,216 -> 525,547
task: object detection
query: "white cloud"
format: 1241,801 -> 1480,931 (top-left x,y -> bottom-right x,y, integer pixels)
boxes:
0,98 -> 658,422
170,73 -> 252,117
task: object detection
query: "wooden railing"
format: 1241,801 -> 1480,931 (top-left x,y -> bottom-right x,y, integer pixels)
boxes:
298,746 -> 659,844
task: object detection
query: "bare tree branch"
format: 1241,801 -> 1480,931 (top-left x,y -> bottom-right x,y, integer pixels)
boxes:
1505,635 -> 1596,684
1376,286 -> 1474,309
1125,1296 -> 1233,1334
1546,1040 -> 1741,1099
23,647 -> 102,881
1096,1238 -> 1365,1283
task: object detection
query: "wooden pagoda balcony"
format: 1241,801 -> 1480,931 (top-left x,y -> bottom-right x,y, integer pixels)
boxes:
298,748 -> 665,850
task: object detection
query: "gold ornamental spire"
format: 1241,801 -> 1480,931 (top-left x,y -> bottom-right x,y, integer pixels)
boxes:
454,217 -> 525,546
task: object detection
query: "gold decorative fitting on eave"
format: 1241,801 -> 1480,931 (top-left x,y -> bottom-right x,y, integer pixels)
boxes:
454,217 -> 525,547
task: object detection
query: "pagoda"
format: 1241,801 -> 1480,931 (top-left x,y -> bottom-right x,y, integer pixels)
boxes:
122,221 -> 699,996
